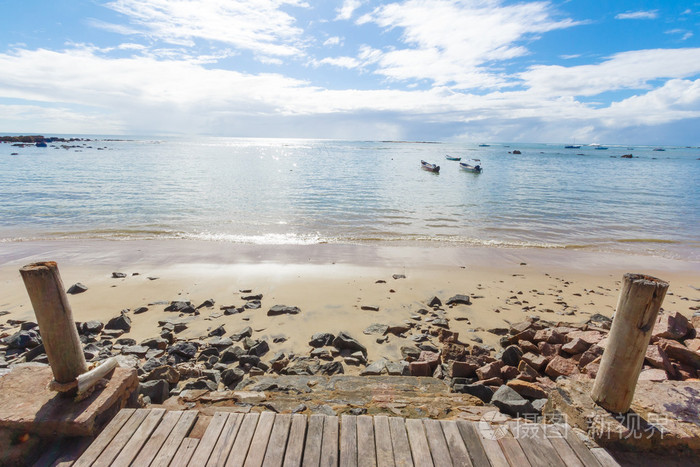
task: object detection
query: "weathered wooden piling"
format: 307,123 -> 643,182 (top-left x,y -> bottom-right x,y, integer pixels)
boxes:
19,261 -> 87,385
591,273 -> 668,413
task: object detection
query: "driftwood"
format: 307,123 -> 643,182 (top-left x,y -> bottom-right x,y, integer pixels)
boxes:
591,273 -> 668,413
20,261 -> 88,384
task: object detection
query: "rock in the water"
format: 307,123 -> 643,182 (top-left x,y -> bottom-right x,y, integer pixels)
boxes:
332,332 -> 367,356
446,294 -> 472,306
67,283 -> 88,294
491,385 -> 537,417
268,305 -> 301,316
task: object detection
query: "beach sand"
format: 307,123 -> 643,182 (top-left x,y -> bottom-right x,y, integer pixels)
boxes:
1,240 -> 699,372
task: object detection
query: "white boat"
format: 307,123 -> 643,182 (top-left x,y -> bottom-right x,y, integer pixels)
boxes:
459,160 -> 482,173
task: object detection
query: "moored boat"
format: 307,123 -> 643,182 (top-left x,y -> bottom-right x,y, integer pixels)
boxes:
445,155 -> 461,161
653,147 -> 666,151
564,145 -> 581,149
459,160 -> 482,173
421,160 -> 440,173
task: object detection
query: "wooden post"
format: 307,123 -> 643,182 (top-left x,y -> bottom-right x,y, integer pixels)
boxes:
591,273 -> 668,413
20,261 -> 88,384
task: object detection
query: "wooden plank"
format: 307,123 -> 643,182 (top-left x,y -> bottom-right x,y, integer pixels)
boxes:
263,413 -> 292,467
208,413 -> 244,467
387,417 -> 411,467
131,410 -> 184,466
282,414 -> 307,467
539,425 -> 584,467
356,416 -> 376,467
169,438 -> 200,467
455,421 -> 491,467
320,415 -> 339,467
498,437 -> 531,466
373,416 -> 394,467
440,420 -> 472,467
475,421 -> 509,467
404,418 -> 433,467
551,424 -> 602,467
245,411 -> 276,467
590,448 -> 621,467
93,408 -> 150,467
340,415 -> 357,467
423,419 -> 452,467
73,408 -> 135,467
510,422 -> 565,467
302,414 -> 325,467
111,407 -> 166,467
188,412 -> 230,467
226,412 -> 260,467
151,410 -> 200,467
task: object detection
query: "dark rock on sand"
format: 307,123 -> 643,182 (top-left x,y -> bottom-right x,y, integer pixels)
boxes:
309,333 -> 335,348
222,367 -> 245,386
364,324 -> 389,335
134,307 -> 149,314
242,294 -> 263,301
82,320 -> 104,335
164,301 -> 195,313
220,346 -> 245,364
268,305 -> 301,316
500,345 -> 523,367
112,272 -> 127,278
139,379 -> 169,404
168,342 -> 197,360
208,325 -> 226,337
491,385 -> 537,417
3,330 -> 41,349
333,332 -> 367,356
428,296 -> 442,307
446,294 -> 472,306
106,312 -> 131,332
231,326 -> 253,341
196,299 -> 216,309
453,383 -> 494,403
67,283 -> 88,294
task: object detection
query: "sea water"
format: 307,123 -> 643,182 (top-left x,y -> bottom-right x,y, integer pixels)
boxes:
1,137 -> 698,260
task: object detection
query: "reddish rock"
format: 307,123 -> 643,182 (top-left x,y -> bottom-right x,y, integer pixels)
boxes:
566,330 -> 604,345
437,329 -> 459,343
554,326 -> 580,335
545,356 -> 578,379
480,376 -> 504,387
510,321 -> 535,335
653,311 -> 689,340
533,329 -> 566,345
578,345 -> 604,368
562,337 -> 591,355
448,360 -> 477,378
500,365 -> 520,381
521,352 -> 548,372
418,350 -> 441,370
506,379 -> 548,399
685,339 -> 700,353
518,340 -> 538,354
582,361 -> 600,379
645,345 -> 675,374
507,329 -> 536,345
517,360 -> 540,382
638,368 -> 668,382
409,361 -> 432,376
659,339 -> 700,369
537,342 -> 561,358
442,342 -> 468,361
476,360 -> 504,380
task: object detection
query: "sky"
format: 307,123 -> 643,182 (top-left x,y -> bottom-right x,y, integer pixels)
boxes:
0,0 -> 699,144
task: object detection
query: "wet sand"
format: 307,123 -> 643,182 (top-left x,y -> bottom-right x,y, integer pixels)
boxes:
1,240 -> 699,372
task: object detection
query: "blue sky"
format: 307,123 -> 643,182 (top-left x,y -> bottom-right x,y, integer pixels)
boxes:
0,0 -> 699,144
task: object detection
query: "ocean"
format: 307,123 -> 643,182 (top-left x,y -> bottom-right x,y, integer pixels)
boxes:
1,137 -> 698,260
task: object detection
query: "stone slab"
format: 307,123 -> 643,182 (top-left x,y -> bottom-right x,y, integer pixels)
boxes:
544,375 -> 700,452
0,365 -> 138,437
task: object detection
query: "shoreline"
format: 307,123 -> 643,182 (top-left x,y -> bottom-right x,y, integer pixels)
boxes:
2,239 -> 698,370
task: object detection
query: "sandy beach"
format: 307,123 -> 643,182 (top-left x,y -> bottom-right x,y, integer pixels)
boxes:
2,240 -> 698,372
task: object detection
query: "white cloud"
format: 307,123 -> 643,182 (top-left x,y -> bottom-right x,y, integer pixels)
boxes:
323,36 -> 342,47
336,0 -> 363,20
666,29 -> 693,41
315,56 -> 361,69
559,54 -> 581,60
101,0 -> 310,58
360,0 -> 579,89
520,48 -> 700,96
615,10 -> 658,20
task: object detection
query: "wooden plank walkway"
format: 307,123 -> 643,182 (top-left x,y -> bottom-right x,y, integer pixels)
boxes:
72,409 -> 620,466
